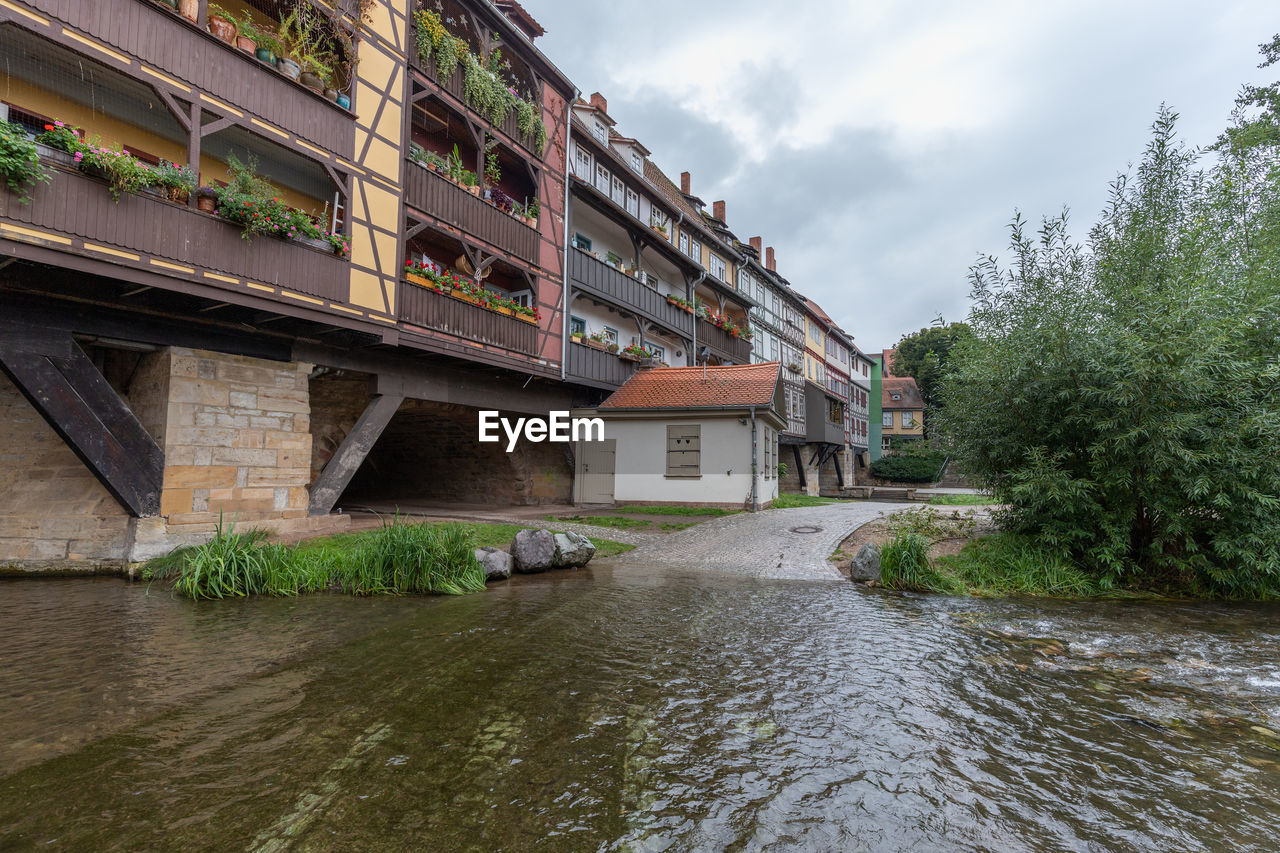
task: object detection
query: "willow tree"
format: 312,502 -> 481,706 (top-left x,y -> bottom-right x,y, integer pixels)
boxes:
939,105 -> 1280,596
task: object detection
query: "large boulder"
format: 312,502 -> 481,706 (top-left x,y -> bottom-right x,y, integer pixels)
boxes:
552,532 -> 596,568
850,543 -> 881,582
474,547 -> 512,582
510,529 -> 557,573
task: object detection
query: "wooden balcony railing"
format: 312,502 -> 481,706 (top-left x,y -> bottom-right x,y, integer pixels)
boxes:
565,341 -> 637,390
569,249 -> 693,337
1,161 -> 350,303
397,280 -> 538,356
410,47 -> 543,158
696,318 -> 752,363
24,0 -> 354,156
403,161 -> 539,265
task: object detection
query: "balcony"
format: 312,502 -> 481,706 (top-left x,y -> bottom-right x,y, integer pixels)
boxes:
696,318 -> 752,364
397,280 -> 537,356
410,46 -> 542,158
404,161 -> 538,266
24,0 -> 354,156
568,249 -> 692,337
1,159 -> 350,303
804,382 -> 845,445
565,340 -> 637,390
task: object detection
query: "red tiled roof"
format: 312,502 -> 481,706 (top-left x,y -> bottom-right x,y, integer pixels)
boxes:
882,376 -> 923,410
600,363 -> 781,410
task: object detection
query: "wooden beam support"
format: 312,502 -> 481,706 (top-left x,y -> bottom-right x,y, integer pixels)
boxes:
153,87 -> 191,133
307,392 -> 405,516
0,331 -> 163,517
792,444 -> 806,491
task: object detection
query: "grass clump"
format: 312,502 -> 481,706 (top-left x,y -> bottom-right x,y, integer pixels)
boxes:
879,532 -> 965,594
771,493 -> 835,509
544,514 -> 652,530
615,505 -> 741,517
928,494 -> 997,506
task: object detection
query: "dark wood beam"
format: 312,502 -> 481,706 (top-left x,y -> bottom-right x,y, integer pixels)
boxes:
308,392 -> 404,516
792,444 -> 806,491
0,330 -> 163,517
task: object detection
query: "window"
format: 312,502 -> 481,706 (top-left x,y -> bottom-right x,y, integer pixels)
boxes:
828,398 -> 843,424
882,436 -> 892,452
689,237 -> 702,262
570,316 -> 585,336
813,361 -> 825,384
770,338 -> 780,362
902,411 -> 914,427
709,254 -> 726,281
573,144 -> 592,179
592,121 -> 607,143
647,344 -> 665,362
883,411 -> 894,427
595,163 -> 610,194
763,427 -> 772,479
625,188 -> 639,217
679,232 -> 689,255
602,326 -> 619,345
650,209 -> 670,233
666,424 -> 701,478
611,175 -> 625,205
573,233 -> 592,251
631,151 -> 643,173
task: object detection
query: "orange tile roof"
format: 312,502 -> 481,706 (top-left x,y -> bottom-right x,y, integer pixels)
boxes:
599,363 -> 781,410
882,376 -> 924,410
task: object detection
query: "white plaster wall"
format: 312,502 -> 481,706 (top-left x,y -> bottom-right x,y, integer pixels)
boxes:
606,417 -> 755,505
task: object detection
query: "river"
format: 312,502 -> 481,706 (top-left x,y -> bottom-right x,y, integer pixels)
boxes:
2,566 -> 1279,851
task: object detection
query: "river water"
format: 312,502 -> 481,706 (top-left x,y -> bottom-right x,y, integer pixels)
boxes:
2,566 -> 1279,851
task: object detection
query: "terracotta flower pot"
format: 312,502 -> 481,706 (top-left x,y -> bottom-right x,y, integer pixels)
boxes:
208,14 -> 236,44
235,35 -> 255,53
467,185 -> 480,197
197,194 -> 216,213
177,0 -> 198,21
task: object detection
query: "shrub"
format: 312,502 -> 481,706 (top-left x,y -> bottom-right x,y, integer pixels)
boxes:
871,452 -> 944,483
879,533 -> 963,594
0,121 -> 49,204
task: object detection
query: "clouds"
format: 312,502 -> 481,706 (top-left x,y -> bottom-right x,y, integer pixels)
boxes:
532,0 -> 1275,347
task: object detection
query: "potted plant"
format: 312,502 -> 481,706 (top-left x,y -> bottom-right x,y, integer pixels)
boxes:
196,185 -> 218,213
207,4 -> 237,44
403,260 -> 436,289
618,344 -> 651,362
154,0 -> 179,10
570,331 -> 584,344
178,0 -> 198,22
449,278 -> 480,305
463,170 -> 479,197
585,331 -> 608,351
239,12 -> 277,63
484,149 -> 500,194
274,6 -> 305,80
336,90 -> 352,111
605,342 -> 619,354
525,197 -> 539,227
514,304 -> 537,325
153,160 -> 197,203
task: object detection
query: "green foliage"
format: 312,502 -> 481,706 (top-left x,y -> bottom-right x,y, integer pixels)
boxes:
343,521 -> 485,595
214,154 -> 346,255
546,515 -> 652,530
939,105 -> 1280,597
879,533 -> 963,594
463,52 -> 515,127
0,121 -> 49,204
771,493 -> 834,508
890,322 -> 972,423
615,506 -> 741,517
935,535 -> 1103,598
1214,33 -> 1280,153
929,493 -> 996,506
871,450 -> 944,483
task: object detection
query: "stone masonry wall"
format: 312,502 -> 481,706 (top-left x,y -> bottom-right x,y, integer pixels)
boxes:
0,373 -> 131,572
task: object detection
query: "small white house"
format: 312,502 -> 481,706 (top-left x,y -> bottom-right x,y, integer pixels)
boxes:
573,363 -> 786,510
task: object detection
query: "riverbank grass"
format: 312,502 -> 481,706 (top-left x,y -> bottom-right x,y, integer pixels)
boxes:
881,533 -> 1104,598
928,494 -> 997,506
147,519 -> 632,599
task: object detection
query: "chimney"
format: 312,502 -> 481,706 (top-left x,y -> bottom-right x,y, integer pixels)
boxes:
712,200 -> 726,222
589,92 -> 607,114
680,171 -> 691,194
749,236 -> 762,256
765,246 -> 776,272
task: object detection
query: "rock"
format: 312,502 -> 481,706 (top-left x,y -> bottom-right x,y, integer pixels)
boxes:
552,532 -> 596,568
511,529 -> 556,573
474,547 -> 511,582
849,543 -> 881,582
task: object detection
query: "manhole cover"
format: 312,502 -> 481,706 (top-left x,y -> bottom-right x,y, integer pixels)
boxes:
790,525 -> 822,534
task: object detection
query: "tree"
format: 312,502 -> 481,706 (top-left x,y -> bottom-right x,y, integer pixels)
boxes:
938,104 -> 1280,597
1214,33 -> 1279,153
889,322 -> 971,433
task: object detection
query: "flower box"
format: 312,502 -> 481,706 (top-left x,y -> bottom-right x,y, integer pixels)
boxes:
617,351 -> 641,363
405,272 -> 443,291
516,313 -> 537,325
493,305 -> 513,316
451,290 -> 480,305
571,334 -> 584,344
585,338 -> 607,350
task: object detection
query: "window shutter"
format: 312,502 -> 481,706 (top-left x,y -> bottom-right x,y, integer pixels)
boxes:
666,424 -> 701,477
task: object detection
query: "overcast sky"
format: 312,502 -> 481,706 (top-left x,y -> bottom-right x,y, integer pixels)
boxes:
531,1 -> 1275,351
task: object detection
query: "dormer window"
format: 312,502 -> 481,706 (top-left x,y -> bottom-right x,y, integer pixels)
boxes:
631,151 -> 643,173
593,121 -> 607,143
